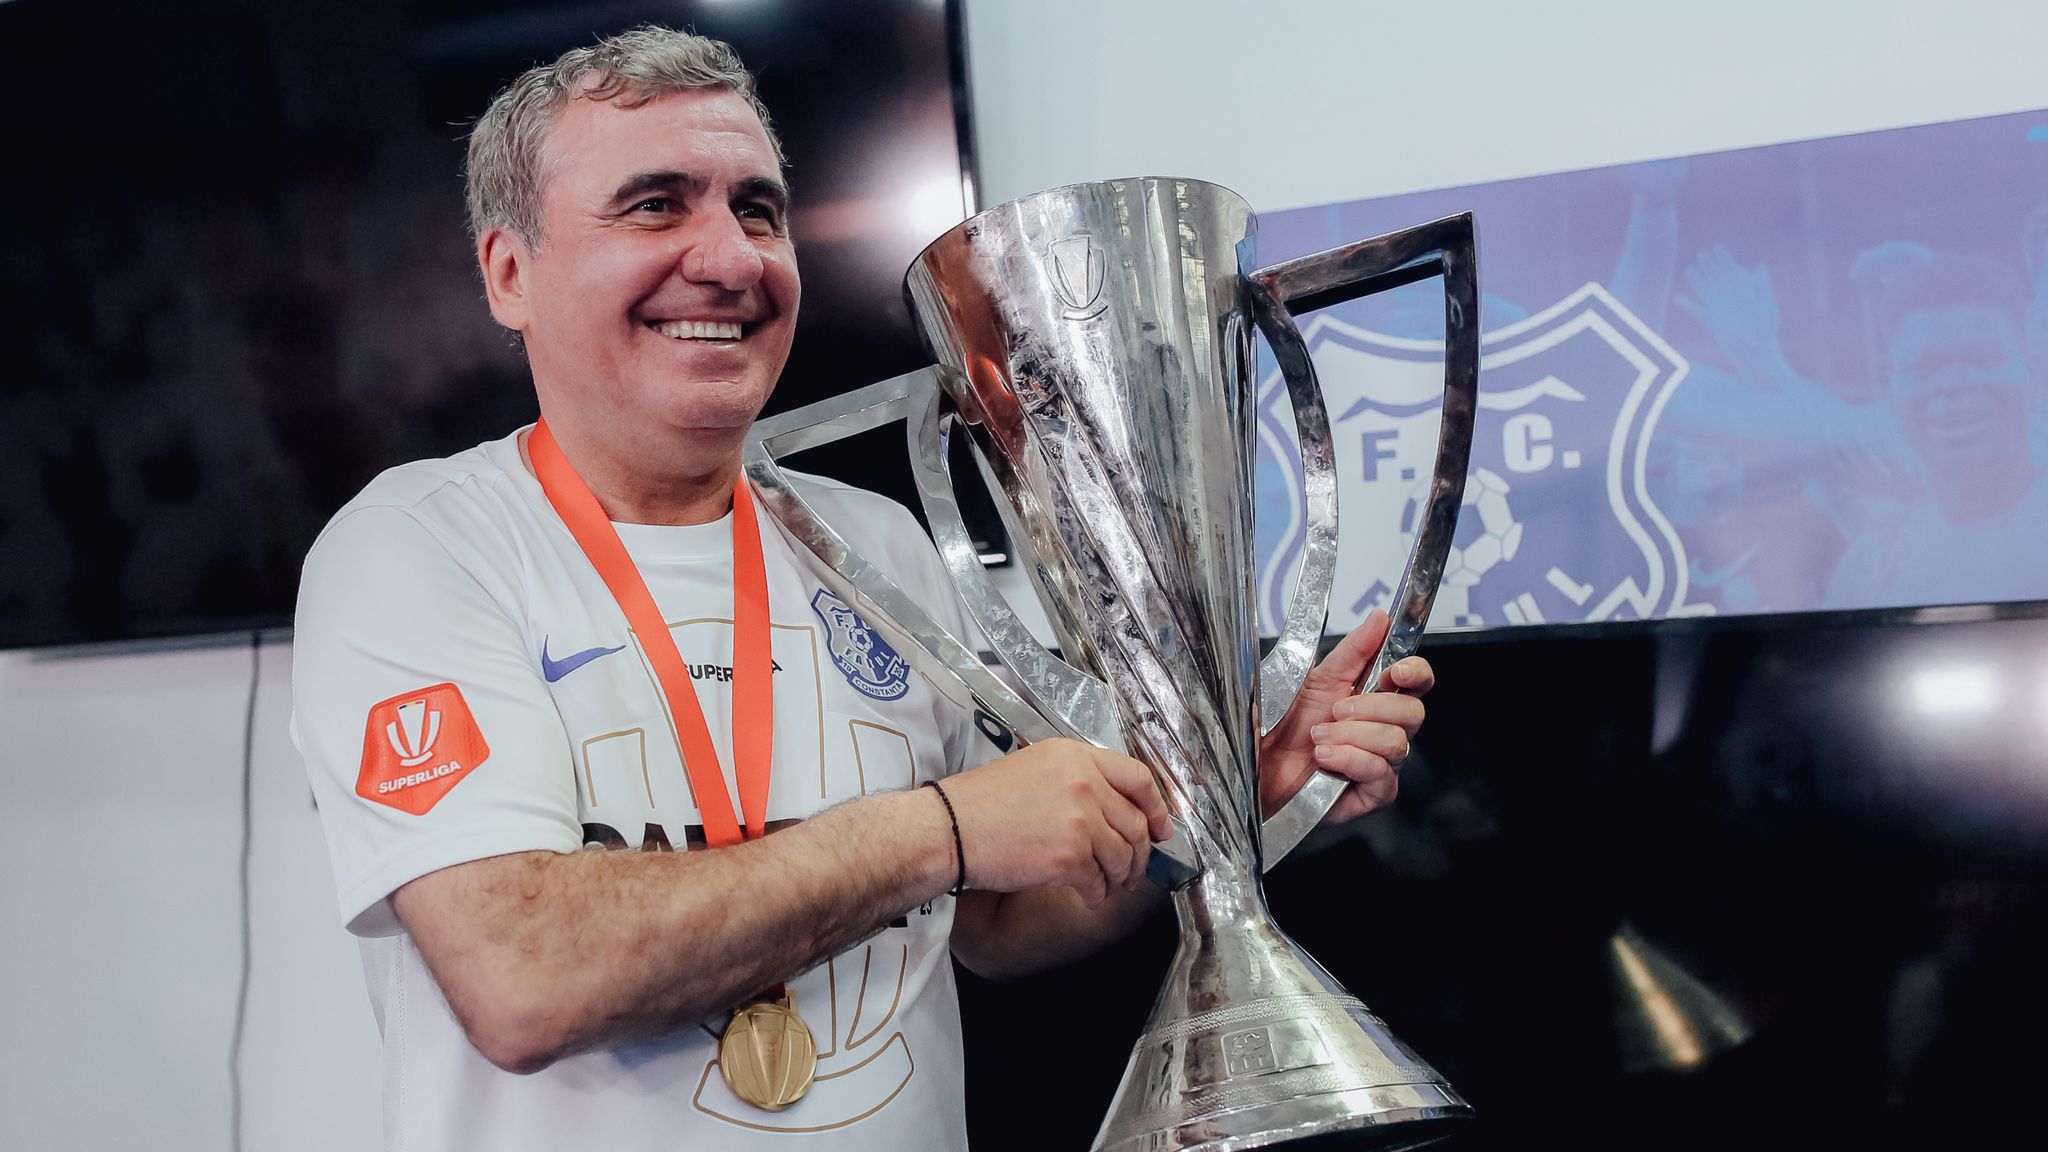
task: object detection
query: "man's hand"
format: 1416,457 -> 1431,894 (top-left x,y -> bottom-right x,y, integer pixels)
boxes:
1257,608 -> 1433,827
940,738 -> 1173,907
1677,245 -> 1782,357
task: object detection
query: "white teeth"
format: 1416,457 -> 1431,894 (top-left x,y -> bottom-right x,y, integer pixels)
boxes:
652,320 -> 743,341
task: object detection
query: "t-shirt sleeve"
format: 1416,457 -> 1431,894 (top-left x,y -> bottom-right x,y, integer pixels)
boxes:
292,504 -> 581,937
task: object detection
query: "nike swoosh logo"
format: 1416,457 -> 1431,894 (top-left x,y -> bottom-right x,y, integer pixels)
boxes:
540,637 -> 626,683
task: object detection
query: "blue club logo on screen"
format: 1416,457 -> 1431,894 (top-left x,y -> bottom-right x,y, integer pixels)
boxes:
1256,283 -> 1712,632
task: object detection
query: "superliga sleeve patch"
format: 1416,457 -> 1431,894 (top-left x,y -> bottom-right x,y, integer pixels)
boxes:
356,683 -> 491,815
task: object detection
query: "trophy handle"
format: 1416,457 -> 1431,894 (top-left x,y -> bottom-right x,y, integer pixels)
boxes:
1241,243 -> 1340,740
745,368 -> 1202,885
907,375 -> 1202,886
745,370 -> 1061,744
1249,212 -> 1480,867
905,373 -> 1126,751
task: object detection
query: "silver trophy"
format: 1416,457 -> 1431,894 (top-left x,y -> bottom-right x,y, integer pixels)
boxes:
745,177 -> 1478,1151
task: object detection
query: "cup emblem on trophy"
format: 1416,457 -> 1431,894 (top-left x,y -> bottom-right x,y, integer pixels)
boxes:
1048,234 -> 1109,320
746,177 -> 1481,1151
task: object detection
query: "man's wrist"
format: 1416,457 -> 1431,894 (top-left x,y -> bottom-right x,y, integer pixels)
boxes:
920,780 -> 966,895
875,784 -> 959,902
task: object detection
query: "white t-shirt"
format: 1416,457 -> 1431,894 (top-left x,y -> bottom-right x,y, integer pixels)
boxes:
292,427 -> 996,1151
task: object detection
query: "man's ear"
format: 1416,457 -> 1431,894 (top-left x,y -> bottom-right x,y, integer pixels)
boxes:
478,227 -> 534,334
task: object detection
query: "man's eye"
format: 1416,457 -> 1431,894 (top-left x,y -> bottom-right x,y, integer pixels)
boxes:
633,197 -> 674,214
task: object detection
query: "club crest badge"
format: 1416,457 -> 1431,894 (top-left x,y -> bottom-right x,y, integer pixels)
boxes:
810,589 -> 912,700
1256,282 -> 1713,632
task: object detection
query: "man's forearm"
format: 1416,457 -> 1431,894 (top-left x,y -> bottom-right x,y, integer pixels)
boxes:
395,786 -> 955,1073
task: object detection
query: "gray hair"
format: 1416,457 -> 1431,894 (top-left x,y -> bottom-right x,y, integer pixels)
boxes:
464,25 -> 783,248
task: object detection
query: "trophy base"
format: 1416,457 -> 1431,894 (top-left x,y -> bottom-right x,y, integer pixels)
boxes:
1092,873 -> 1473,1152
1094,1082 -> 1467,1152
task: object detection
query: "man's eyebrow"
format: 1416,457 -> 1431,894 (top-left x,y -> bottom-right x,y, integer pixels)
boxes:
605,169 -> 702,210
732,175 -> 791,216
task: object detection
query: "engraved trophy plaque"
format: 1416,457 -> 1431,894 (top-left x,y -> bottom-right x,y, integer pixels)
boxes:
745,177 -> 1479,1151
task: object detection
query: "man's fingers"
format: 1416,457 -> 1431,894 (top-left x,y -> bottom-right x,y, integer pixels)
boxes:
1327,790 -> 1374,824
1359,767 -> 1401,806
1087,811 -> 1137,892
1124,833 -> 1152,891
1093,774 -> 1156,889
1327,777 -> 1398,824
1312,743 -> 1398,788
1331,691 -> 1426,735
1305,609 -> 1390,694
1372,655 -> 1435,698
1310,719 -> 1409,762
1072,869 -> 1110,908
1096,752 -> 1173,841
1099,790 -> 1151,856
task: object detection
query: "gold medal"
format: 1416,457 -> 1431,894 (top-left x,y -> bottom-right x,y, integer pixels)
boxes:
718,990 -> 818,1111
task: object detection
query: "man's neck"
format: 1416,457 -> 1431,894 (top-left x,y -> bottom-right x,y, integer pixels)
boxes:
526,416 -> 745,527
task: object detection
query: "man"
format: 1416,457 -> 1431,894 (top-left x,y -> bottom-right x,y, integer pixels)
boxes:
1822,253 -> 2048,607
1677,243 -> 2048,610
294,26 -> 1432,1150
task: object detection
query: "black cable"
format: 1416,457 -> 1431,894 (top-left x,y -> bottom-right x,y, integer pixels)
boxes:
228,630 -> 260,1152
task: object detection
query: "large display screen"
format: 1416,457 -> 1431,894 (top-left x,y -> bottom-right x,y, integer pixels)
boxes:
0,0 -> 974,648
1253,108 -> 2048,634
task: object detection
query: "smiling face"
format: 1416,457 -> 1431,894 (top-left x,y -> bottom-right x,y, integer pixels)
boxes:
484,85 -> 799,483
1889,303 -> 2033,479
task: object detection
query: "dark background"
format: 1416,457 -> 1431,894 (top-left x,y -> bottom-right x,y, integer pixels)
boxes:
0,0 -> 972,648
960,604 -> 2048,1151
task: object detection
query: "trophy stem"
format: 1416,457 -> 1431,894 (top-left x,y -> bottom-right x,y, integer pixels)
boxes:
1093,869 -> 1472,1152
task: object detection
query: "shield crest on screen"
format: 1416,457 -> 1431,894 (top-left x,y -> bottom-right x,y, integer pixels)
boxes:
1256,282 -> 1711,632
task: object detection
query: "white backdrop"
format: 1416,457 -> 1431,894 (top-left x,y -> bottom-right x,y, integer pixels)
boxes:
966,0 -> 2048,211
5,2 -> 2047,1147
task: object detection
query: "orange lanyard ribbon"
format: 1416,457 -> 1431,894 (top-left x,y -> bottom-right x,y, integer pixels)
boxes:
528,419 -> 774,848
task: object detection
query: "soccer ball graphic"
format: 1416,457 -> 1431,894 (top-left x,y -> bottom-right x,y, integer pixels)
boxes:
1406,467 -> 1522,628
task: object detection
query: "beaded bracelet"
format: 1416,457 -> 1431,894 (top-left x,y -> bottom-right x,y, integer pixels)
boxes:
920,779 -> 966,895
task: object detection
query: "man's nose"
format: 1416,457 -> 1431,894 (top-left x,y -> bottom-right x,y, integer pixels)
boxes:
680,211 -> 765,292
